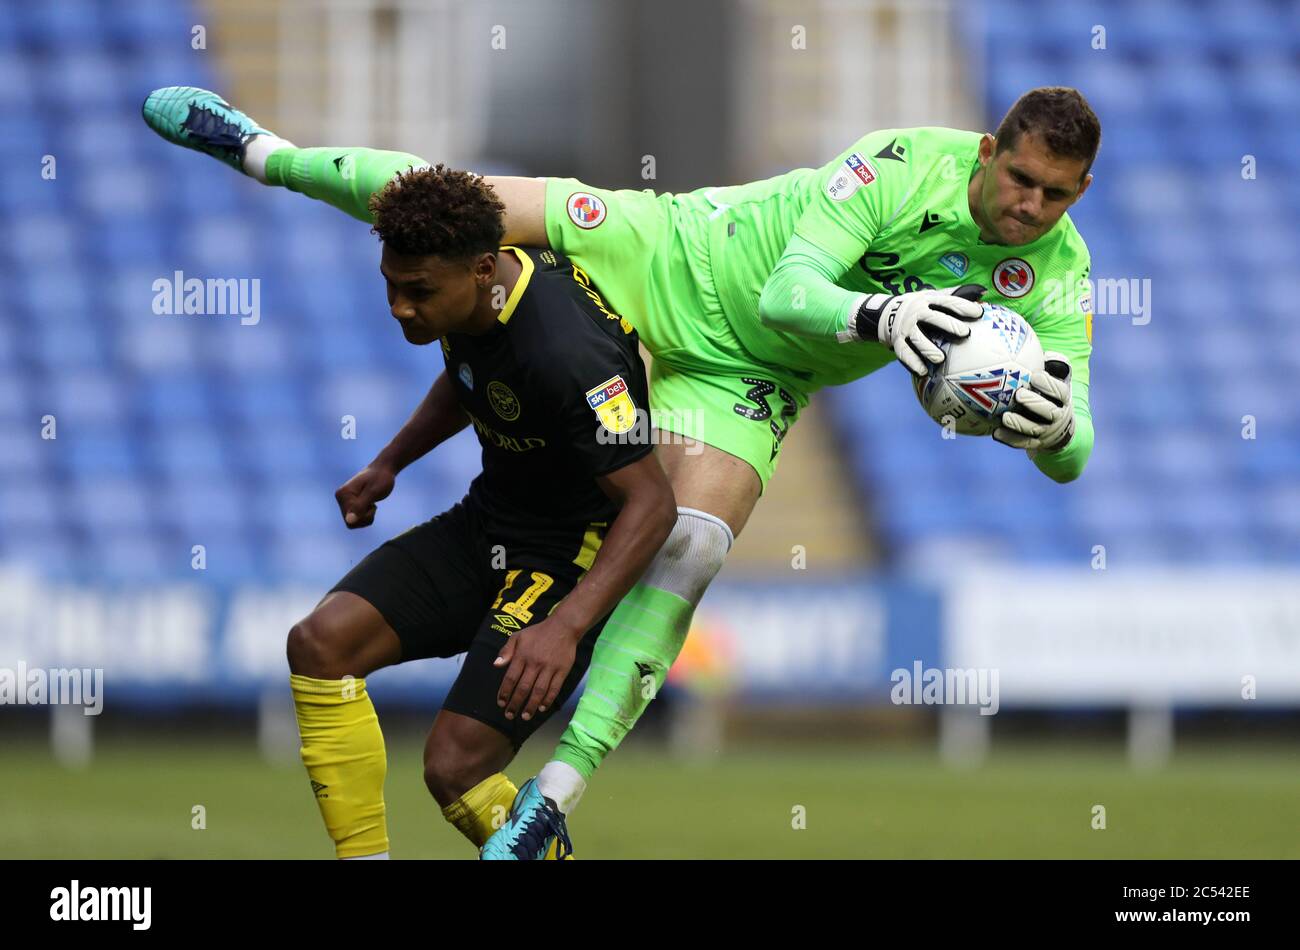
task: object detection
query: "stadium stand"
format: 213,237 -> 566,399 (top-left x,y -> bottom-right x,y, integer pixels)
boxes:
0,0 -> 483,584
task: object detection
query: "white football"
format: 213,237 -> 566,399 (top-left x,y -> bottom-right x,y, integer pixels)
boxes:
912,303 -> 1045,436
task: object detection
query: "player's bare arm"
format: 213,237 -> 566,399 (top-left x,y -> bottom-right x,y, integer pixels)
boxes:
335,370 -> 469,528
483,176 -> 549,247
494,452 -> 677,722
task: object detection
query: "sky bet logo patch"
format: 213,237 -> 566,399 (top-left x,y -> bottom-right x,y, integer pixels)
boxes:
845,153 -> 876,186
826,152 -> 877,201
586,375 -> 636,434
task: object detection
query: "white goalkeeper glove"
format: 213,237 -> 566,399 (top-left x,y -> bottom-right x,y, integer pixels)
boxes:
993,352 -> 1075,454
854,284 -> 986,376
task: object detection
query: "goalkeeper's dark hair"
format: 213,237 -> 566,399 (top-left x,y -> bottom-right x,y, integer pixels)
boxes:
369,164 -> 505,260
994,87 -> 1101,179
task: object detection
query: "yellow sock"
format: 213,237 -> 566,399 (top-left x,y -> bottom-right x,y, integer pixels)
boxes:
290,673 -> 389,858
441,773 -> 572,858
441,772 -> 518,847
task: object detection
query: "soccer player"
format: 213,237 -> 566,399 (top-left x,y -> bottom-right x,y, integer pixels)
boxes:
143,85 -> 1098,859
229,160 -> 675,858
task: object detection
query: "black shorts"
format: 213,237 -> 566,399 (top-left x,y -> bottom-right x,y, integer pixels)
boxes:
328,498 -> 609,748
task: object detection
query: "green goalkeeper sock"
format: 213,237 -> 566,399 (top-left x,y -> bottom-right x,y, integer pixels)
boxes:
553,583 -> 695,780
263,146 -> 431,224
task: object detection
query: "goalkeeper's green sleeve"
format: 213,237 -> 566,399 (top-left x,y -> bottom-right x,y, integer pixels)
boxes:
264,147 -> 430,224
1031,381 -> 1094,483
757,233 -> 864,341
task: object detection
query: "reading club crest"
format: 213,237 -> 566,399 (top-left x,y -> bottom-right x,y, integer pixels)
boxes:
567,192 -> 607,229
993,258 -> 1034,298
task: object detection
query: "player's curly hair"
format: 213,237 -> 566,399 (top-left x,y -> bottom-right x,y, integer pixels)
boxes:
369,163 -> 506,260
995,87 -> 1101,178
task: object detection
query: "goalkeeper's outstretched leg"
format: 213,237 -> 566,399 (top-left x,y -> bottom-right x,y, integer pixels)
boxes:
141,85 -> 547,243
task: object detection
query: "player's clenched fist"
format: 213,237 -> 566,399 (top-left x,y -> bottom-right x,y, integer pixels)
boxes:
334,462 -> 397,528
494,617 -> 582,722
856,284 -> 987,376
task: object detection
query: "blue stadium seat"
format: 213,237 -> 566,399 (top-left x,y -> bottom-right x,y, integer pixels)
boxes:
119,321 -> 202,373
233,421 -> 325,480
180,530 -> 263,584
1234,53 -> 1300,118
87,531 -> 174,583
59,430 -> 141,478
48,372 -> 129,427
1147,57 -> 1232,119
17,0 -> 107,47
70,475 -> 153,532
0,423 -> 46,478
267,531 -> 358,584
0,55 -> 36,112
259,480 -> 347,534
0,530 -> 83,580
158,477 -> 249,535
149,428 -> 231,479
1121,0 -> 1218,55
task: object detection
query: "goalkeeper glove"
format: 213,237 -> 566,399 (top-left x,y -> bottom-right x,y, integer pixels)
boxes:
993,352 -> 1075,454
854,284 -> 987,376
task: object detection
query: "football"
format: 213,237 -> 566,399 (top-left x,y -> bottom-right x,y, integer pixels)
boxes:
912,303 -> 1045,436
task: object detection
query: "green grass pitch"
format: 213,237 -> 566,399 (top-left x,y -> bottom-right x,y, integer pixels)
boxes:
3,736 -> 1297,858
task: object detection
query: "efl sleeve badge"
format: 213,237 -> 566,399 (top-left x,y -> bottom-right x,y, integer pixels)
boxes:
585,375 -> 637,435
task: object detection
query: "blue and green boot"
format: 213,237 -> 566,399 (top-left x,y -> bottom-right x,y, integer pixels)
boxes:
480,778 -> 574,861
141,85 -> 269,172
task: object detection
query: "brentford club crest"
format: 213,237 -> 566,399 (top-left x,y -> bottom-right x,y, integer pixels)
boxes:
567,192 -> 607,229
993,258 -> 1034,298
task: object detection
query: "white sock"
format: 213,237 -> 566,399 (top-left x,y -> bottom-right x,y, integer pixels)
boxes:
341,850 -> 389,860
536,760 -> 587,816
242,133 -> 296,183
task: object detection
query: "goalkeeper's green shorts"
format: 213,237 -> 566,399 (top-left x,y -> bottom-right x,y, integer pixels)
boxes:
544,177 -> 809,491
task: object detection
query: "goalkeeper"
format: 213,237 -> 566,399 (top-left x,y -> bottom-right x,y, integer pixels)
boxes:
144,84 -> 1099,859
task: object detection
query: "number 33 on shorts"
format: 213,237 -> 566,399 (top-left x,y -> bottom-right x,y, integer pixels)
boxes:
733,377 -> 798,461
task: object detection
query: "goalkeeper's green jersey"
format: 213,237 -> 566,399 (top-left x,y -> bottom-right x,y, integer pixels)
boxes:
678,126 -> 1093,392
265,124 -> 1095,483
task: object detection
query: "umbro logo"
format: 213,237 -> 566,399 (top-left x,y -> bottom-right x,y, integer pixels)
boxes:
919,210 -> 943,234
874,138 -> 907,163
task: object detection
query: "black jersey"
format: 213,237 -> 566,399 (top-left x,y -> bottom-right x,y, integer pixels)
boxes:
441,245 -> 652,536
